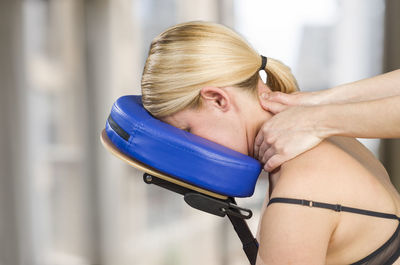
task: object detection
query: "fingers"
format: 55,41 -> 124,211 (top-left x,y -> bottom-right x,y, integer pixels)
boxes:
254,126 -> 276,160
254,133 -> 285,172
266,91 -> 297,105
257,141 -> 270,161
259,100 -> 289,114
261,146 -> 275,164
253,133 -> 263,158
264,154 -> 285,172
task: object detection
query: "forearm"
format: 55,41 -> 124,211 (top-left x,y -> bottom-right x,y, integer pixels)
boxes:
319,70 -> 400,104
316,96 -> 400,139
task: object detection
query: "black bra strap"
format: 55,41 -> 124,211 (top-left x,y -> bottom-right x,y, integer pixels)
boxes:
268,197 -> 400,221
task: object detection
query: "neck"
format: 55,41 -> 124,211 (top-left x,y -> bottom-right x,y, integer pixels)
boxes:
244,99 -> 272,158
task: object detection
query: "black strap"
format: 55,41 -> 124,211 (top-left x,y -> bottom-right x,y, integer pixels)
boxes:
268,197 -> 400,221
227,197 -> 258,265
107,114 -> 130,141
259,55 -> 267,71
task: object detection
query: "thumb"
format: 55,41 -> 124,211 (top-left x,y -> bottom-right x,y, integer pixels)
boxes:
268,91 -> 298,106
259,99 -> 289,114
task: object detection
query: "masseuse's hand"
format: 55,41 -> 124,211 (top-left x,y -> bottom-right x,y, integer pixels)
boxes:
262,90 -> 327,107
253,91 -> 326,172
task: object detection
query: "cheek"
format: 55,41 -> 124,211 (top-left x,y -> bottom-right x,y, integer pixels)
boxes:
219,131 -> 248,154
196,121 -> 248,155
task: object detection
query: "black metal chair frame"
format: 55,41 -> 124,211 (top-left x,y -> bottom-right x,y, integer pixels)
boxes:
143,173 -> 259,265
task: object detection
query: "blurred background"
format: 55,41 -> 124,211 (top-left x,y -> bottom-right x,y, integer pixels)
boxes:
1,0 -> 399,264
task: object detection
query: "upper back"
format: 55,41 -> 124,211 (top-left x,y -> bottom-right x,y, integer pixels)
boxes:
322,136 -> 400,264
275,136 -> 399,212
263,136 -> 400,264
322,136 -> 400,214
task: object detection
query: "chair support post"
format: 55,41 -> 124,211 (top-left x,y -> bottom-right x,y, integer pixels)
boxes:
226,197 -> 259,265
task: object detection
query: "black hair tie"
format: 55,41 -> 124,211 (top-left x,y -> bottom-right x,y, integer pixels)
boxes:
259,55 -> 267,71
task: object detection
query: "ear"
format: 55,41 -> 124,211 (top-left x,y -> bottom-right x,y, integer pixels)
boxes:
199,86 -> 231,112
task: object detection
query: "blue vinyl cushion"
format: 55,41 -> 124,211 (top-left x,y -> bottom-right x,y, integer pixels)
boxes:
105,95 -> 262,197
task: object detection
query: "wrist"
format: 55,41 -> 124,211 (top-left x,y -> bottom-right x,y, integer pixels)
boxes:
315,88 -> 336,105
312,105 -> 338,139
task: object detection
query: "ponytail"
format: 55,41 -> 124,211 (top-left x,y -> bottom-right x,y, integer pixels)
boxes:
263,57 -> 299,93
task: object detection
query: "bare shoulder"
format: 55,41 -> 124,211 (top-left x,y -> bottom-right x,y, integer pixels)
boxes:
257,140 -> 344,264
270,138 -> 365,203
270,136 -> 396,213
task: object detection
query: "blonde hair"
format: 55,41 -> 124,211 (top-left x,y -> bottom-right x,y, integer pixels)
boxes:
141,21 -> 299,118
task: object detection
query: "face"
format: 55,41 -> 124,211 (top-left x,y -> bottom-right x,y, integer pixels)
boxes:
161,82 -> 272,157
162,101 -> 249,155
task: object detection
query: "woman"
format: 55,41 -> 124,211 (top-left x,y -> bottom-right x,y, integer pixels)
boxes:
141,21 -> 400,264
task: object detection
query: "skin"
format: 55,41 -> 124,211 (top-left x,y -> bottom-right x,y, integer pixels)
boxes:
254,69 -> 400,172
256,136 -> 400,265
161,76 -> 400,264
162,78 -> 272,158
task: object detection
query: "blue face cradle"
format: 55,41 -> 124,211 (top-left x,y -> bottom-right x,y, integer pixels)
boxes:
105,95 -> 262,197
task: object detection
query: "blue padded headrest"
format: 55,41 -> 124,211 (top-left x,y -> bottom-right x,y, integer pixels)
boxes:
105,95 -> 262,197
